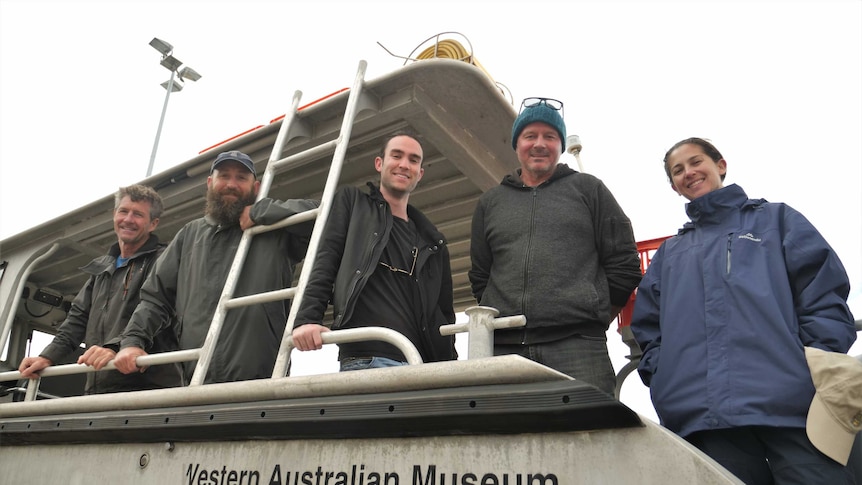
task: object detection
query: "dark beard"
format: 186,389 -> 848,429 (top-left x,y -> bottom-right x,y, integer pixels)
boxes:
205,188 -> 256,226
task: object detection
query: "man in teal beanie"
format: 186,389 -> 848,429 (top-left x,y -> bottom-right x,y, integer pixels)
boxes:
511,98 -> 567,152
470,97 -> 641,397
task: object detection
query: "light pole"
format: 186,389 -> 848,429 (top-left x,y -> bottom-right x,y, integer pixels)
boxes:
147,37 -> 202,177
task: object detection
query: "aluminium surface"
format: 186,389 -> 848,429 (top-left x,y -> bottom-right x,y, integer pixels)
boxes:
0,355 -> 643,445
0,357 -> 742,485
1,382 -> 640,445
0,58 -> 518,337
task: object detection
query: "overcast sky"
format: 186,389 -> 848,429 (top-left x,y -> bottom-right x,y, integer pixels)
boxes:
1,0 -> 860,421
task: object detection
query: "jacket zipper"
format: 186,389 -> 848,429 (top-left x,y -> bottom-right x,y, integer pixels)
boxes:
123,260 -> 136,300
726,234 -> 732,274
521,188 -> 538,344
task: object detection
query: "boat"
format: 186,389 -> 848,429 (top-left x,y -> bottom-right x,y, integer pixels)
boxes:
0,34 -> 766,484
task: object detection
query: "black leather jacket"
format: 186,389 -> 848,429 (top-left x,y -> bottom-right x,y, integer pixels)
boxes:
295,183 -> 456,362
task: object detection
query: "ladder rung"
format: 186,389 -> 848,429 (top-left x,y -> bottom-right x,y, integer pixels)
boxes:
246,207 -> 320,236
225,287 -> 297,310
269,139 -> 339,173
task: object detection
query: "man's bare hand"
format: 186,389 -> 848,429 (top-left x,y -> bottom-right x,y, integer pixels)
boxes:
240,206 -> 256,231
77,345 -> 117,370
114,347 -> 149,374
18,356 -> 52,378
292,324 -> 330,351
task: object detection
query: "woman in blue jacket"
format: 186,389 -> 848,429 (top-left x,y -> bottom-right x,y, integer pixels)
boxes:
631,137 -> 856,484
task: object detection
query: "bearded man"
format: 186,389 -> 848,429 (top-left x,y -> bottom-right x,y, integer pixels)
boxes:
114,151 -> 318,384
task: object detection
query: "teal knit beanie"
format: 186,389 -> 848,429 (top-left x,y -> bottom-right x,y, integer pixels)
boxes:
511,103 -> 567,152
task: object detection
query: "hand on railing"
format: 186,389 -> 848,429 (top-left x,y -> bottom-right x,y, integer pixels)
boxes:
77,345 -> 117,371
239,205 -> 256,231
114,347 -> 150,374
286,327 -> 423,365
291,323 -> 330,351
0,349 -> 201,383
18,355 -> 53,379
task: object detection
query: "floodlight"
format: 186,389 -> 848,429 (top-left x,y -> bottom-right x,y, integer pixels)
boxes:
149,37 -> 173,56
159,55 -> 183,72
179,66 -> 202,82
160,79 -> 184,92
148,38 -> 201,177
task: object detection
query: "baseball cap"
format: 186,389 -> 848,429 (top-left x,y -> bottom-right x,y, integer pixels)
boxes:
211,150 -> 256,176
804,346 -> 862,465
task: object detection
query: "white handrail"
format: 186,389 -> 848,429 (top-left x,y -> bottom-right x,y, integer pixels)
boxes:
286,327 -> 423,365
0,243 -> 60,356
0,326 -> 422,401
0,349 -> 202,383
0,349 -> 202,401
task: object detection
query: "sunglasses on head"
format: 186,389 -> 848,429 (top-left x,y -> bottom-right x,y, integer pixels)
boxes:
519,97 -> 564,118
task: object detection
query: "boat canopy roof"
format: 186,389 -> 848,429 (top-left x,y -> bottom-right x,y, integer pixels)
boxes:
0,58 -> 519,335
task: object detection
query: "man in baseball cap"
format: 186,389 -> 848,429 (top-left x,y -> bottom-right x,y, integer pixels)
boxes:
115,149 -> 318,384
211,150 -> 256,176
805,346 -> 862,466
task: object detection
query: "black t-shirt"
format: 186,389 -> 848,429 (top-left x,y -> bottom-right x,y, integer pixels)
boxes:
338,216 -> 423,361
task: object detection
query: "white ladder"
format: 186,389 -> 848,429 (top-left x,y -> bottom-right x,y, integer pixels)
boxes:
190,60 -> 422,384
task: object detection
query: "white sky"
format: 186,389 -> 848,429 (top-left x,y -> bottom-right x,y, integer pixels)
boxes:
1,0 -> 861,422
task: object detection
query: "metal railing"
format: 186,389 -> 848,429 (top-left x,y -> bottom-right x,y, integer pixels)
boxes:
0,307 -> 529,402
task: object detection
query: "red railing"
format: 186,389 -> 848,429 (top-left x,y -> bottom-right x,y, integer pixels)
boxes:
616,236 -> 671,331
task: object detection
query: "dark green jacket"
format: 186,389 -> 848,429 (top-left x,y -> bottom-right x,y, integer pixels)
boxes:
40,234 -> 183,394
121,198 -> 318,383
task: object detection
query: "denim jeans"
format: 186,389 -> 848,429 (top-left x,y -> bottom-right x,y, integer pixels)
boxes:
494,333 -> 616,396
340,356 -> 408,372
686,426 -> 855,485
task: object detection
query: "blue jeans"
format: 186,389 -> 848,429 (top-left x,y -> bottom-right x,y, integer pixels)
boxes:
339,356 -> 408,372
494,333 -> 616,396
686,426 -> 855,485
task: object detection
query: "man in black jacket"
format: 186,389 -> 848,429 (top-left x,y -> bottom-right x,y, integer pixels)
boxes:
292,131 -> 456,370
19,185 -> 183,394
